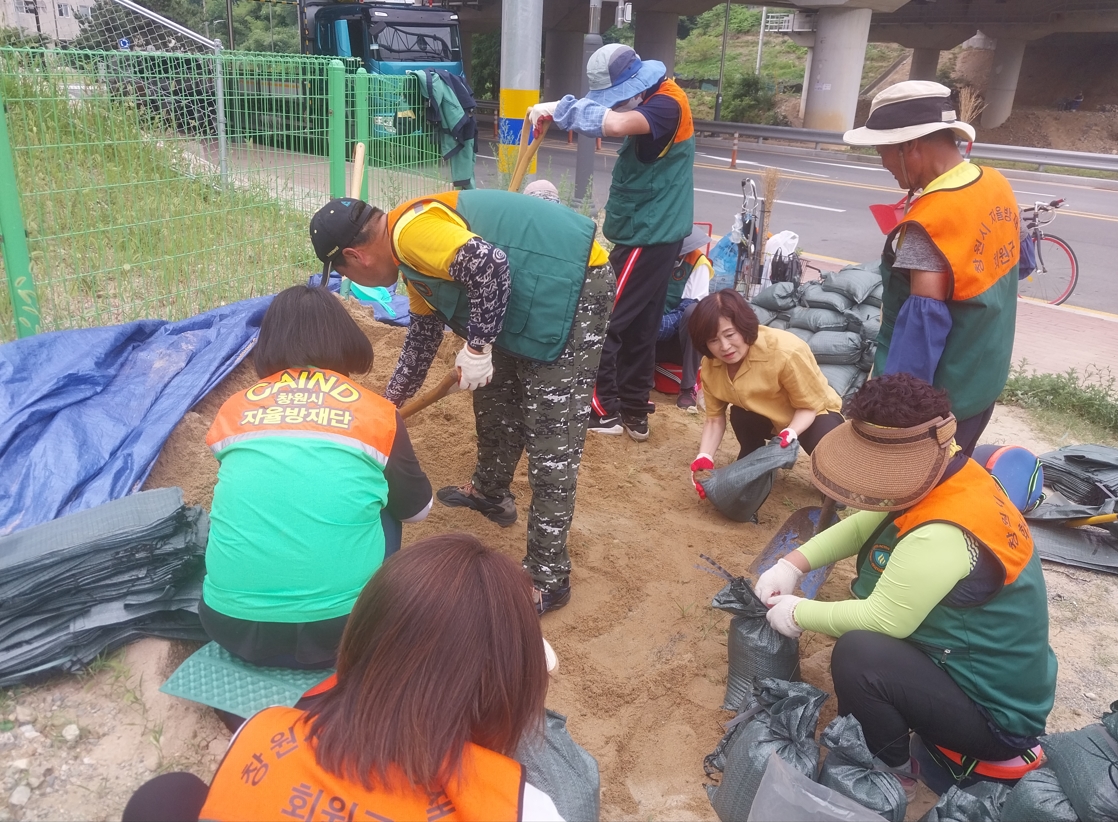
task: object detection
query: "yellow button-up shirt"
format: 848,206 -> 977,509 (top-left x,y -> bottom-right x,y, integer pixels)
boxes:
701,325 -> 843,429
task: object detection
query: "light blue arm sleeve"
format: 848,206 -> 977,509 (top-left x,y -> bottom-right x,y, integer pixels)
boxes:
552,95 -> 608,138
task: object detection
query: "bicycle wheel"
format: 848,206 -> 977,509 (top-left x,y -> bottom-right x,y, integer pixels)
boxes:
1018,234 -> 1078,305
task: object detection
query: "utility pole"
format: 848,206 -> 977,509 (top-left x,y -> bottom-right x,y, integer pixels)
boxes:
755,7 -> 767,75
714,1 -> 731,121
573,0 -> 602,206
226,0 -> 234,49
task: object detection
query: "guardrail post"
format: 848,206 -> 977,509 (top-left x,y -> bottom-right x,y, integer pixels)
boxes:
0,90 -> 40,338
213,40 -> 229,189
328,59 -> 346,198
730,132 -> 738,169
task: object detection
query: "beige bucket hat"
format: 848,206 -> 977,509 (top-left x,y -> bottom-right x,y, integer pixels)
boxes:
844,81 -> 976,146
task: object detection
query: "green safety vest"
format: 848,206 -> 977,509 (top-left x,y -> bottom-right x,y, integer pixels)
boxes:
395,190 -> 597,363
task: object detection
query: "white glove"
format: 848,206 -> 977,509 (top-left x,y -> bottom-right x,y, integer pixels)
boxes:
528,101 -> 559,128
766,594 -> 804,638
756,557 -> 804,606
455,343 -> 493,391
778,427 -> 798,448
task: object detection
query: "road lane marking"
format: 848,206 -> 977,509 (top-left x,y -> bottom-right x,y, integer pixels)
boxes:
804,160 -> 888,172
694,188 -> 845,211
1014,190 -> 1055,198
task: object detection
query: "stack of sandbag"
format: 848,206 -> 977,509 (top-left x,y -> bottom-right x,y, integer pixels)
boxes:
0,487 -> 208,686
921,783 -> 1010,822
817,714 -> 907,821
516,709 -> 601,822
1039,702 -> 1118,822
705,678 -> 828,821
1000,768 -> 1077,822
750,264 -> 883,400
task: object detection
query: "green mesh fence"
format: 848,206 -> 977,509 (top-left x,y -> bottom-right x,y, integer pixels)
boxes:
0,46 -> 447,341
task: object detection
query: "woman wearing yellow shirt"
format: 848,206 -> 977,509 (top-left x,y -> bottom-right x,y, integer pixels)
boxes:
308,191 -> 614,615
688,289 -> 843,498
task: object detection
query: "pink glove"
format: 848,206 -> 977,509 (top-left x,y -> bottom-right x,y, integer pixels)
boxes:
766,594 -> 804,638
778,427 -> 798,448
691,453 -> 714,499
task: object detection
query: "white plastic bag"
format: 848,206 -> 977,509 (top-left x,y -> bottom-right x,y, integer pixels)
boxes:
761,231 -> 799,288
749,755 -> 887,822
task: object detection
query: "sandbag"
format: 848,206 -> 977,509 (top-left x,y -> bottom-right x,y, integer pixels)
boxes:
1042,723 -> 1118,822
844,303 -> 880,329
822,266 -> 883,305
801,282 -> 854,313
1001,768 -> 1078,822
710,576 -> 801,711
859,318 -> 882,343
865,281 -> 884,307
707,679 -> 828,822
768,317 -> 790,330
810,331 -> 866,366
516,709 -> 600,822
751,304 -> 778,326
858,345 -> 877,372
787,327 -> 816,345
749,754 -> 885,822
818,714 -> 907,822
789,306 -> 849,333
699,439 -> 801,525
921,783 -> 1009,822
752,282 -> 799,312
819,364 -> 864,399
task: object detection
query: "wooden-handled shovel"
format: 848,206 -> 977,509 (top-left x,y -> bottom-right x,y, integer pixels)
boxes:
508,113 -> 550,192
399,371 -> 460,420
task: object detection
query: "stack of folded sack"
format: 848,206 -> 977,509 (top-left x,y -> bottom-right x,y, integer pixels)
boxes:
750,265 -> 884,400
0,487 -> 208,686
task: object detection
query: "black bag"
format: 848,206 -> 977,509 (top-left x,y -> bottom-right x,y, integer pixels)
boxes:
921,782 -> 1009,822
1042,722 -> 1118,822
516,709 -> 600,822
769,249 -> 803,287
1000,768 -> 1077,822
818,714 -> 907,822
752,282 -> 799,312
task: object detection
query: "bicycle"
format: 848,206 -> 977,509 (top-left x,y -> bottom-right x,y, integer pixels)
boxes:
1018,199 -> 1079,305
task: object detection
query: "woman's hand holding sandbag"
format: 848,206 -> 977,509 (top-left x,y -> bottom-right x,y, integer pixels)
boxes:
691,453 -> 714,499
756,557 -> 804,605
766,594 -> 804,638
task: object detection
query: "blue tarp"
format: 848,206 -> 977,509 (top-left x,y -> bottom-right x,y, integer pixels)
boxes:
0,297 -> 271,536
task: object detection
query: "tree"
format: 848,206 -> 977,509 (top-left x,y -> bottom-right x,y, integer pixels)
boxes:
721,73 -> 787,126
470,32 -> 499,100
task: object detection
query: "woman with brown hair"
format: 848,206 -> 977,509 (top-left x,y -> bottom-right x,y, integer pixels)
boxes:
687,288 -> 844,498
123,533 -> 563,822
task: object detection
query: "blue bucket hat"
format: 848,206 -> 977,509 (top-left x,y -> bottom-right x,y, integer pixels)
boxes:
586,44 -> 666,109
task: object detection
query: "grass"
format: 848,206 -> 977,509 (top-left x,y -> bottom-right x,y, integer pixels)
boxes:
1000,361 -> 1118,443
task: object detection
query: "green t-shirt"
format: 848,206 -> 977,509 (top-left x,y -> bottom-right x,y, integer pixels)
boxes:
203,437 -> 390,623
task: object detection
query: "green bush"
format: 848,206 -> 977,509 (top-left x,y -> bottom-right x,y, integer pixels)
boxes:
720,73 -> 788,126
1000,363 -> 1118,437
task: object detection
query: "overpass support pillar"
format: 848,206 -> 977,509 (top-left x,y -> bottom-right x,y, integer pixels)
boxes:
909,47 -> 940,81
981,37 -> 1026,129
498,0 -> 543,172
634,10 -> 677,76
544,29 -> 584,101
802,7 -> 872,132
799,47 -> 813,119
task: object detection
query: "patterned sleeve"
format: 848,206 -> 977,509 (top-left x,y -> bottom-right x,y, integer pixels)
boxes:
384,312 -> 445,406
449,237 -> 511,351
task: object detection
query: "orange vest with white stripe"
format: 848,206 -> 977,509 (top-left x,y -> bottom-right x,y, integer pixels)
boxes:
207,368 -> 397,465
199,706 -> 527,822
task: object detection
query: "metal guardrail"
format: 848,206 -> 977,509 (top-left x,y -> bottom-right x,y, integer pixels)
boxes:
472,103 -> 1118,175
692,119 -> 1118,174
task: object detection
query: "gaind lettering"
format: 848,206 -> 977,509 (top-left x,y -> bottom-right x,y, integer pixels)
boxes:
245,382 -> 272,402
307,372 -> 338,393
330,383 -> 361,403
276,372 -> 299,391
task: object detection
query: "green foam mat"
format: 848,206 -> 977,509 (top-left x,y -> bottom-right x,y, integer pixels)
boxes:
160,642 -> 333,718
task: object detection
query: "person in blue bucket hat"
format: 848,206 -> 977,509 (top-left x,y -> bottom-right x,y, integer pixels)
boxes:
531,44 -> 695,443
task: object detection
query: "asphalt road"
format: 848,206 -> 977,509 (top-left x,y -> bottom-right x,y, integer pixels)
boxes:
474,134 -> 1118,315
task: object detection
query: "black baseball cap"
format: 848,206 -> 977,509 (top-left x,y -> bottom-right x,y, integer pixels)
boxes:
309,197 -> 378,278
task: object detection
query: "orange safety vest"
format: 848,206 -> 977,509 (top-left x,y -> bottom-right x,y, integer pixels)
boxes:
646,78 -> 695,157
894,458 -> 1033,588
200,706 -> 527,822
207,368 -> 398,466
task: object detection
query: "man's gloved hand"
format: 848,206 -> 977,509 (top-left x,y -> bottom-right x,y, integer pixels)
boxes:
766,594 -> 805,638
690,453 -> 714,499
455,343 -> 493,391
756,557 -> 804,605
778,427 -> 798,448
528,101 -> 559,135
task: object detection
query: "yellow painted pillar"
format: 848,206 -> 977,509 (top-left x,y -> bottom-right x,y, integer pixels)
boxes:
498,0 -> 542,176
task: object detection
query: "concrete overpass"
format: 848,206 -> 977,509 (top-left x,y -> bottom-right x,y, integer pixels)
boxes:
457,0 -> 1118,164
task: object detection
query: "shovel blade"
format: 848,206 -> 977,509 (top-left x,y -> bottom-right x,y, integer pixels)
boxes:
748,505 -> 840,599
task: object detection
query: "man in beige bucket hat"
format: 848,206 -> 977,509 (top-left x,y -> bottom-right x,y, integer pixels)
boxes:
845,80 -> 1020,456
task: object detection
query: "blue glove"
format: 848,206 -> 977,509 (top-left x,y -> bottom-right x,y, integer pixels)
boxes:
553,95 -> 609,138
883,295 -> 952,384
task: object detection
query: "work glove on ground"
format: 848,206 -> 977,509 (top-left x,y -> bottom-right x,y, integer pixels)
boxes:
690,453 -> 714,499
455,343 -> 493,391
528,101 -> 559,135
778,427 -> 798,448
766,594 -> 804,638
756,557 -> 804,605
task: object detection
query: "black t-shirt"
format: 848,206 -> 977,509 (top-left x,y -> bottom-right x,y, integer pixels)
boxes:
633,80 -> 682,163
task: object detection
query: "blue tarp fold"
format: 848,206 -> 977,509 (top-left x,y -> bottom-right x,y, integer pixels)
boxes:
0,297 -> 271,536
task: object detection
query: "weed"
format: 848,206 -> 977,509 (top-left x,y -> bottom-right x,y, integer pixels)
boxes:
674,600 -> 696,619
1000,361 -> 1118,438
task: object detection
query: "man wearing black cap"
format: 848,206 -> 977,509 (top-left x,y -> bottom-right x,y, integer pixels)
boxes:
309,191 -> 614,615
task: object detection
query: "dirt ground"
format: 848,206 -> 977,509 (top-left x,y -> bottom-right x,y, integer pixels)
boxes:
1,301 -> 1114,820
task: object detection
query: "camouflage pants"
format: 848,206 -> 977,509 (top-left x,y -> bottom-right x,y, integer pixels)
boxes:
471,263 -> 616,591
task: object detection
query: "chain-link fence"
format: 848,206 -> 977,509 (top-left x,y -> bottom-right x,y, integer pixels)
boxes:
0,40 -> 446,341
